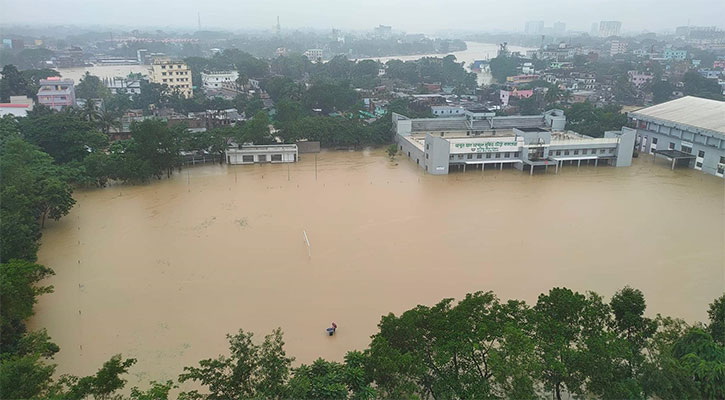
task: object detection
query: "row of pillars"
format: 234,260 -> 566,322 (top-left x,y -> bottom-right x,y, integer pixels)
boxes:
458,158 -> 601,175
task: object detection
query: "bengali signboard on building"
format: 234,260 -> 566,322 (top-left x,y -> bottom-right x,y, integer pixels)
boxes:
450,137 -> 522,153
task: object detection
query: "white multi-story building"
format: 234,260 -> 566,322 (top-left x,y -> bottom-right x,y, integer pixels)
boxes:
628,71 -> 653,87
599,21 -> 622,37
610,41 -> 628,56
303,49 -> 323,61
150,58 -> 192,98
201,71 -> 240,90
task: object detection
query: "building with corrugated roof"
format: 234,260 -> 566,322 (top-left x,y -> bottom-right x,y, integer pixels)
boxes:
628,96 -> 725,177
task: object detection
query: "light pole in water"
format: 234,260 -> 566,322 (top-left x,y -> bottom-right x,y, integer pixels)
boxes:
315,154 -> 318,180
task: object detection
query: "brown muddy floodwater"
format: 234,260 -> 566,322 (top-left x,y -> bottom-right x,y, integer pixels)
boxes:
31,150 -> 724,388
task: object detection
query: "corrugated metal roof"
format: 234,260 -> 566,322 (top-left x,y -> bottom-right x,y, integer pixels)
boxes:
629,96 -> 725,135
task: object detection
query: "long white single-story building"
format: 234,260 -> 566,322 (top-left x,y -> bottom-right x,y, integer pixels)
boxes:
226,144 -> 298,165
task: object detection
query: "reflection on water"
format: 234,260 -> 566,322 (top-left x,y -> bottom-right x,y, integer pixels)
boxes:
30,150 -> 724,387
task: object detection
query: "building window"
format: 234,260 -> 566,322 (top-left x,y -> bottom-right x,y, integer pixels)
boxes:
271,154 -> 282,162
669,142 -> 675,149
242,155 -> 254,163
504,152 -> 509,158
426,144 -> 429,150
574,149 -> 579,155
564,150 -> 570,155
495,153 -> 501,158
681,145 -> 692,154
449,155 -> 454,160
486,153 -> 492,159
718,165 -> 724,174
696,161 -> 703,168
515,152 -> 520,157
719,156 -> 725,164
582,149 -> 588,155
600,149 -> 606,154
466,154 -> 472,159
698,150 -> 705,158
652,137 -> 658,144
477,154 -> 482,159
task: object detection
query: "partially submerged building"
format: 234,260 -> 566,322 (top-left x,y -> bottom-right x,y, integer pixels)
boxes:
394,107 -> 635,175
628,96 -> 725,178
226,144 -> 298,165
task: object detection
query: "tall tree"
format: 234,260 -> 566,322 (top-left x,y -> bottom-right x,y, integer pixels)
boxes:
179,328 -> 293,400
0,64 -> 31,101
75,72 -> 110,100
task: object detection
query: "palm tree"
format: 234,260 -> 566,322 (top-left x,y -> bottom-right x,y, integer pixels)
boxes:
97,107 -> 121,135
81,99 -> 100,122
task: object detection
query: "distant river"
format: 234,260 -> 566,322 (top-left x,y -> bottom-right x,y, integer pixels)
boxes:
358,41 -> 535,85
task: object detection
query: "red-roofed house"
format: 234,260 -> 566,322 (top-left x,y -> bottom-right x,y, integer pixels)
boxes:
0,96 -> 34,117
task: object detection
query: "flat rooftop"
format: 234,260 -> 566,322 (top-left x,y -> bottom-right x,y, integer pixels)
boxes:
629,96 -> 725,135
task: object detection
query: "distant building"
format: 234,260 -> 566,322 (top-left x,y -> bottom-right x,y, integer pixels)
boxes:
431,105 -> 465,117
137,49 -> 149,64
0,95 -> 34,117
663,49 -> 687,61
499,89 -> 534,107
150,58 -> 192,98
226,144 -> 298,164
106,77 -> 142,95
610,40 -> 628,56
629,96 -> 725,178
201,71 -> 239,90
525,20 -> 545,35
303,49 -> 323,62
599,21 -> 622,37
628,71 -> 653,87
374,25 -> 392,37
37,77 -> 75,110
552,22 -> 566,35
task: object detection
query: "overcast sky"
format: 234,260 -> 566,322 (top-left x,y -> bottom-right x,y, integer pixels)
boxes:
2,0 -> 724,34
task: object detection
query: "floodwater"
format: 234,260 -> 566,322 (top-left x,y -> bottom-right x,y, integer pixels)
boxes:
360,41 -> 535,84
31,150 -> 724,389
55,65 -> 151,82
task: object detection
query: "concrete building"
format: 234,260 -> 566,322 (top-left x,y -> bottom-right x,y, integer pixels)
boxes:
303,49 -> 323,62
431,105 -> 464,117
663,49 -> 687,61
610,40 -> 628,56
599,21 -> 622,37
628,96 -> 725,178
106,77 -> 142,95
200,70 -> 239,90
628,71 -> 654,87
0,96 -> 34,117
37,77 -> 75,110
226,144 -> 298,164
393,107 -> 635,175
150,58 -> 192,98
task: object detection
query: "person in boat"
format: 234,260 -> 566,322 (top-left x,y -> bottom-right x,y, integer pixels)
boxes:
326,322 -> 337,336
